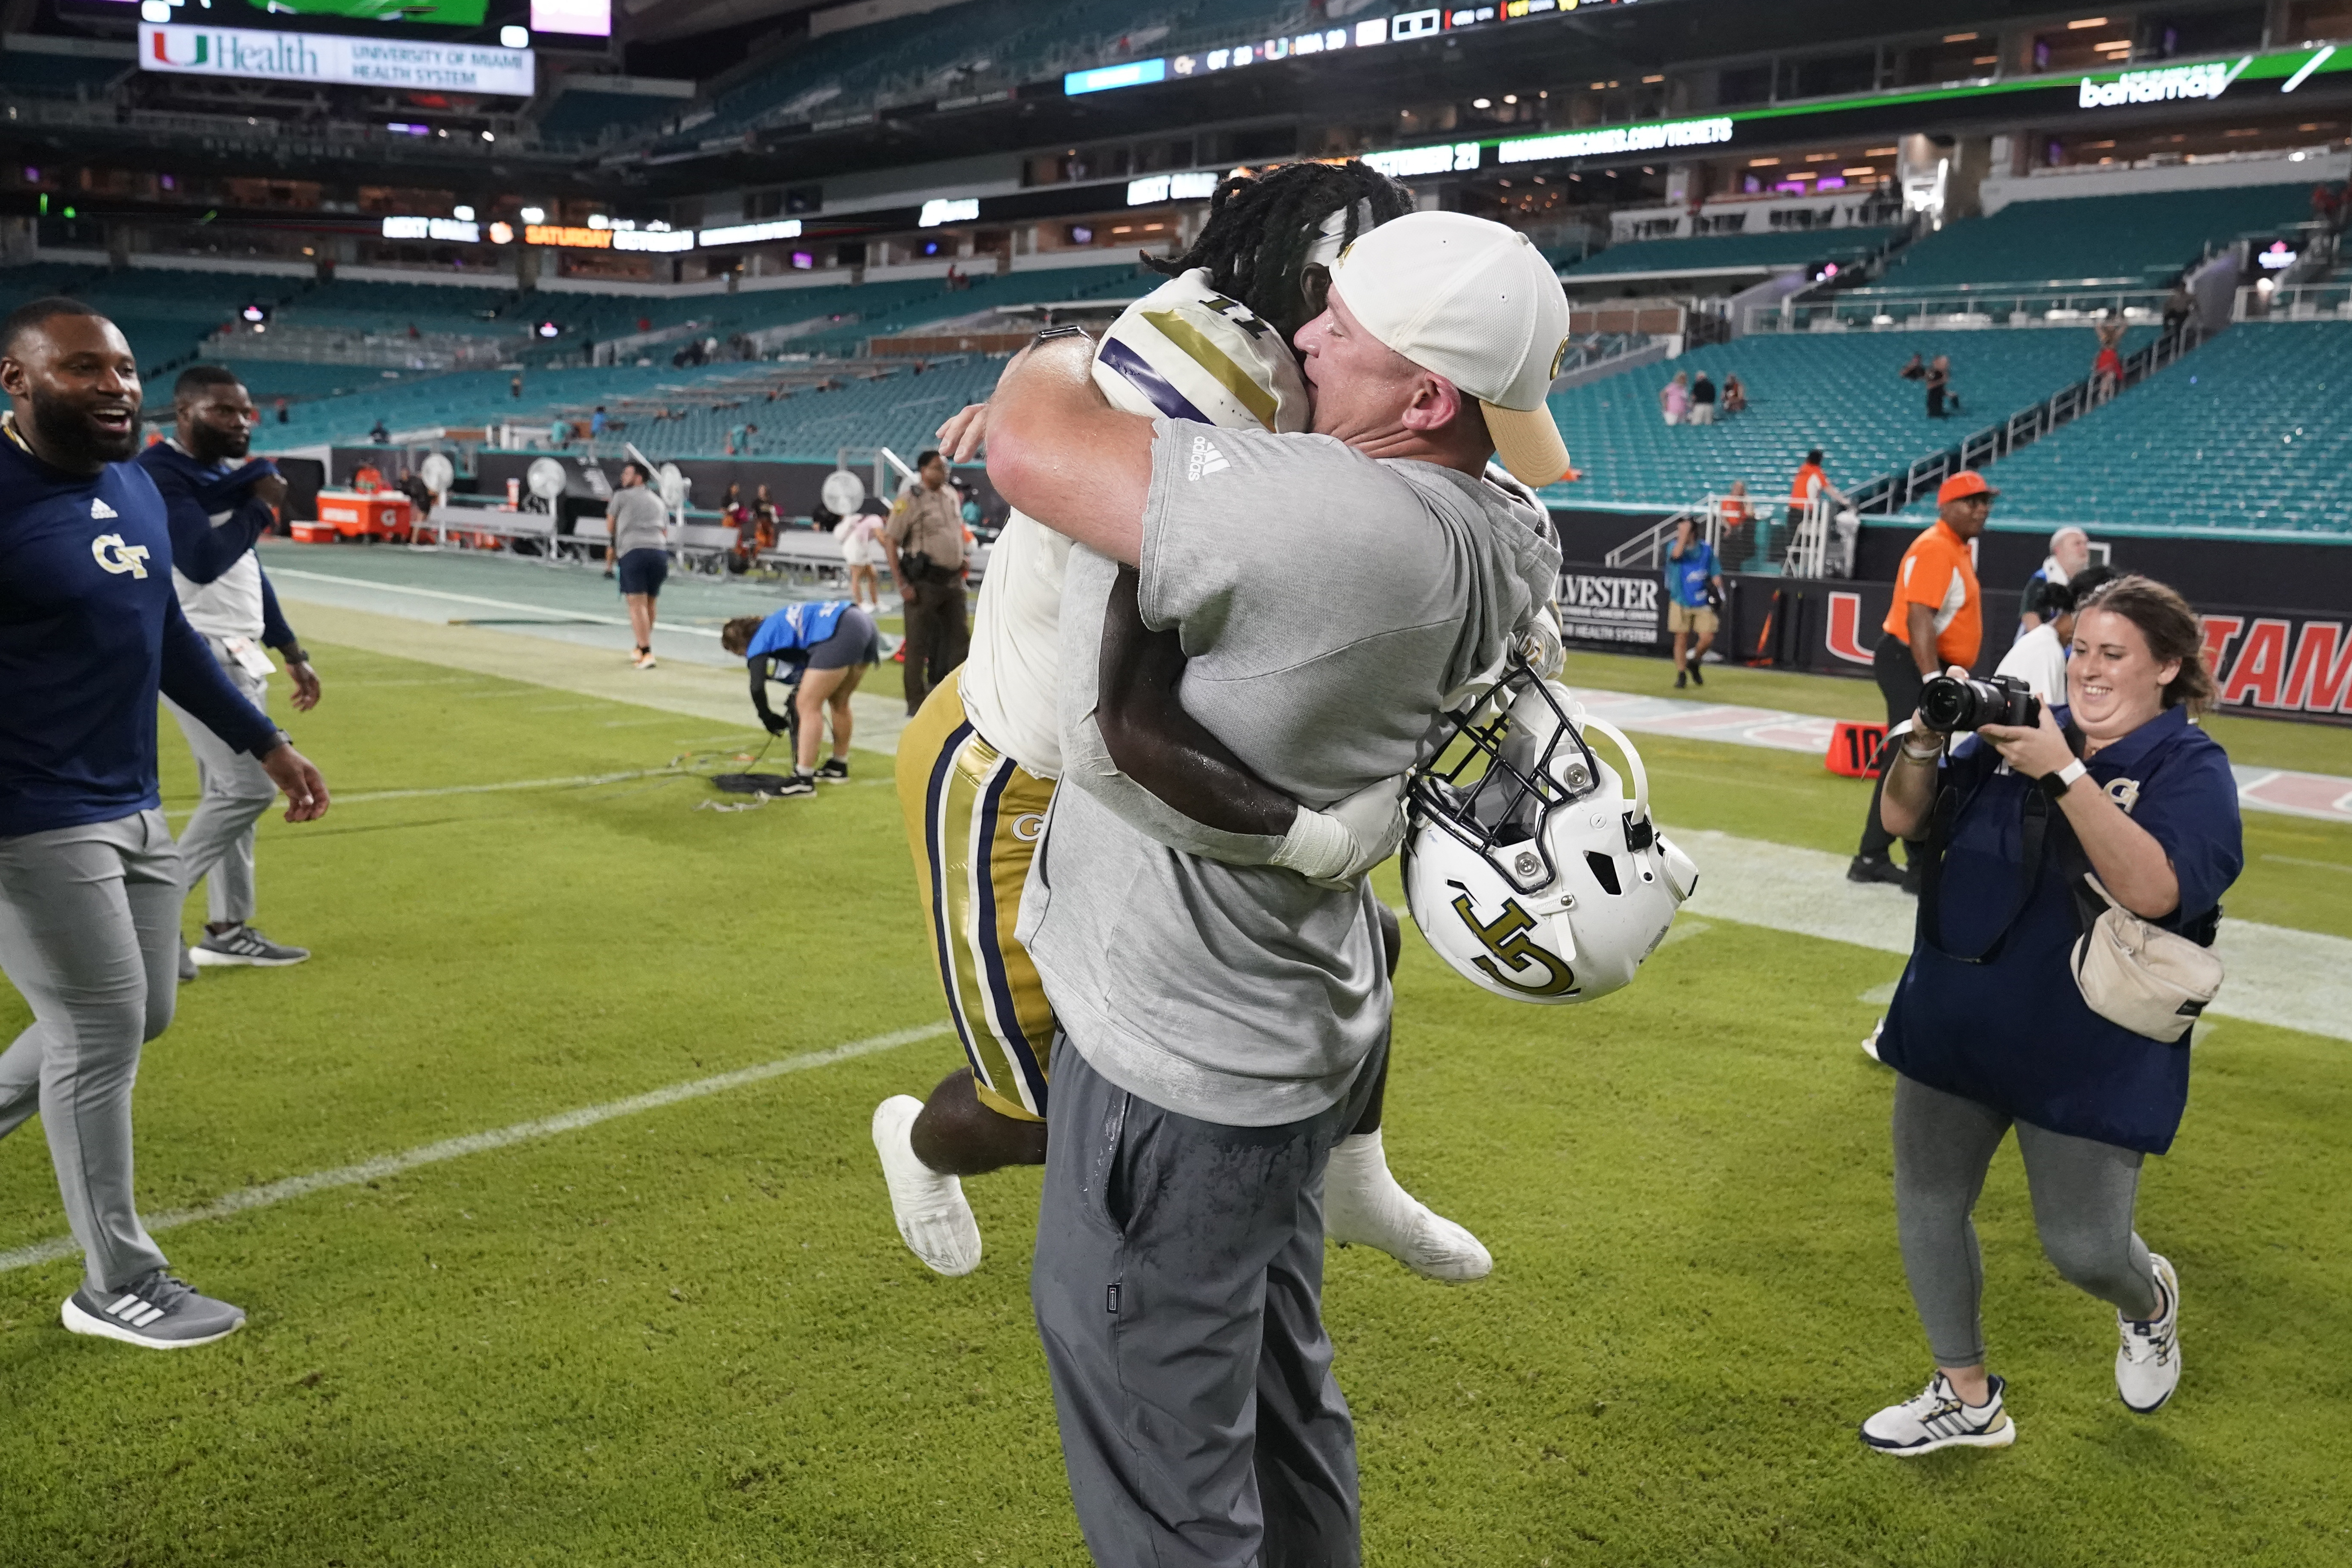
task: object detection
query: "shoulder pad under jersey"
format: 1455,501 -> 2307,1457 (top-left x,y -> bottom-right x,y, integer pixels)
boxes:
1091,267 -> 1310,435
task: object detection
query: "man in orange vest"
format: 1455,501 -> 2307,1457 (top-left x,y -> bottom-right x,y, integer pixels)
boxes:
1789,447 -> 1858,575
1849,470 -> 1993,889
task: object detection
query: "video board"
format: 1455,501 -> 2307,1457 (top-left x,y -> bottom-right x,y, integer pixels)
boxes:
68,0 -> 608,40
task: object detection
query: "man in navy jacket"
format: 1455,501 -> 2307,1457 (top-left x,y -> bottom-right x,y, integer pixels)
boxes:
0,299 -> 328,1349
140,366 -> 322,973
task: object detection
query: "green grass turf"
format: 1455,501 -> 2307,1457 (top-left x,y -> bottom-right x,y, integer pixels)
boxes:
1,641 -> 2348,1566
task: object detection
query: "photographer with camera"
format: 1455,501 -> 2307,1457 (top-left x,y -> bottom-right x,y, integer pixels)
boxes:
1856,575 -> 2241,1457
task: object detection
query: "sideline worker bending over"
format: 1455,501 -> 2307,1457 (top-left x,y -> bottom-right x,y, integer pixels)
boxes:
0,298 -> 329,1349
719,599 -> 880,798
139,365 -> 322,974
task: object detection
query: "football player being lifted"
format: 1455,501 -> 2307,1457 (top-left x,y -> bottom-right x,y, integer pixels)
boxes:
881,160 -> 1497,1281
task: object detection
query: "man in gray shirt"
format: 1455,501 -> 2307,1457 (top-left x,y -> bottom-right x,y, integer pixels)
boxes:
605,461 -> 671,669
976,211 -> 1571,1566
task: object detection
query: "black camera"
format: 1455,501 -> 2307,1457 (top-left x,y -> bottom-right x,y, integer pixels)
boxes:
1920,671 -> 2041,732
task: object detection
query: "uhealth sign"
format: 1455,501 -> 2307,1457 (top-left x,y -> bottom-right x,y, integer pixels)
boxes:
138,23 -> 535,96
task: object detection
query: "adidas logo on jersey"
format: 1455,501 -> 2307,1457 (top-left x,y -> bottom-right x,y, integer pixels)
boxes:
90,498 -> 118,520
1186,436 -> 1230,481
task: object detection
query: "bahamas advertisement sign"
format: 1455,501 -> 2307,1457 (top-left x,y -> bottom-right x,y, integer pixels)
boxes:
2078,56 -> 2248,108
138,24 -> 534,96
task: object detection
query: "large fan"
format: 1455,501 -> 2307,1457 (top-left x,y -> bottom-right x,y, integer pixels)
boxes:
656,462 -> 690,510
524,457 -> 567,513
418,452 -> 455,496
819,468 -> 866,517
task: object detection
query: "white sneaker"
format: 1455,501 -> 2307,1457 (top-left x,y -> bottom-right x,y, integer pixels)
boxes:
1323,1129 -> 1492,1282
871,1095 -> 982,1277
1859,1371 -> 2017,1457
2117,1253 -> 2182,1413
1861,1018 -> 1884,1062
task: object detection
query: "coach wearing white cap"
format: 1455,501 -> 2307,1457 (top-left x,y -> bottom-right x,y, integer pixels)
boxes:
980,210 -> 1567,1565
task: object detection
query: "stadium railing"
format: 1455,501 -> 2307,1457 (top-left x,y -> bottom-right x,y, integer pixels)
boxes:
2238,280 -> 2352,321
1747,283 -> 2172,335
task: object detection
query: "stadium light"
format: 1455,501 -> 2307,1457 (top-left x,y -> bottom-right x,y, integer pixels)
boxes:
537,321 -> 561,338
453,205 -> 475,221
520,206 -> 545,223
499,25 -> 529,48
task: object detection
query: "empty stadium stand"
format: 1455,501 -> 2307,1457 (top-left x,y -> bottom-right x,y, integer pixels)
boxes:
1879,186 -> 2316,289
1892,322 -> 2352,539
1559,227 -> 1901,279
1540,327 -> 2157,530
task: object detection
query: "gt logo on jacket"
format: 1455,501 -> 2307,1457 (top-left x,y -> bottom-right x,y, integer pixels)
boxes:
90,533 -> 151,579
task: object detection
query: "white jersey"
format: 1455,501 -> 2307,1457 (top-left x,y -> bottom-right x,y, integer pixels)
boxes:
959,268 -> 1311,776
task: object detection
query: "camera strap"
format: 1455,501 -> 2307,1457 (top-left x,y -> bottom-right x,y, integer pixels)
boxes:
1914,720 -> 2084,965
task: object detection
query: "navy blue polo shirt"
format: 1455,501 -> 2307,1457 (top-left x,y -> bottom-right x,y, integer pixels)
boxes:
0,430 -> 278,839
1878,705 -> 2243,1155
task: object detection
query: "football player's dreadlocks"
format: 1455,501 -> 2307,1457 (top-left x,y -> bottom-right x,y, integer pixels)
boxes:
1145,160 -> 1414,341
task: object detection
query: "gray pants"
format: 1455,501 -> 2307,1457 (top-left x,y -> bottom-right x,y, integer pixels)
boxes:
1893,1075 -> 2159,1368
162,648 -> 274,927
1032,1038 -> 1385,1568
0,811 -> 180,1293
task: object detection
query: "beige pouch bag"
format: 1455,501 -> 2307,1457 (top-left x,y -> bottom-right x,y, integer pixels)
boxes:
2070,874 -> 2225,1043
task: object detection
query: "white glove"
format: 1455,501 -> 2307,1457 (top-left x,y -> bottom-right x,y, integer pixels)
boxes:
1269,773 -> 1410,886
1520,605 -> 1565,679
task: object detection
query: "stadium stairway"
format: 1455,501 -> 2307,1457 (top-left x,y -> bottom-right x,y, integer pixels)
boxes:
1890,320 -> 2352,540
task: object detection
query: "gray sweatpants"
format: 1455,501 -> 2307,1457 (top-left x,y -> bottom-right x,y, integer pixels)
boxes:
0,811 -> 180,1293
162,646 -> 274,927
1032,1038 -> 1385,1568
1893,1074 -> 2159,1368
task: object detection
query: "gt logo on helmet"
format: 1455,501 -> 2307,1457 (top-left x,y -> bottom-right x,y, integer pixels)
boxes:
1450,890 -> 1578,998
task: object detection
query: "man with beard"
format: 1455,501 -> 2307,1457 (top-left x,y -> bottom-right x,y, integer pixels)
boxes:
0,300 -> 329,1348
139,366 -> 322,975
878,161 -> 1497,1291
975,211 -> 1570,1564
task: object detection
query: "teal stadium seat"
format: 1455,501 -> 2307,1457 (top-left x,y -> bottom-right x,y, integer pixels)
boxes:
1537,328 -> 2157,527
1558,227 -> 1901,278
1879,186 -> 2316,289
1891,322 -> 2352,540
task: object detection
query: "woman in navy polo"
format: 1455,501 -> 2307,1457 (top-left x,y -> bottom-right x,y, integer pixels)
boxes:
1857,576 -> 2241,1457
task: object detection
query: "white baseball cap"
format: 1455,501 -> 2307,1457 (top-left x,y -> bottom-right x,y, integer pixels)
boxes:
1326,210 -> 1574,488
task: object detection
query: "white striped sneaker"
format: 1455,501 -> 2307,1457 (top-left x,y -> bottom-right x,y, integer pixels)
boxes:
62,1270 -> 246,1349
2116,1254 -> 2182,1413
1859,1371 -> 2017,1457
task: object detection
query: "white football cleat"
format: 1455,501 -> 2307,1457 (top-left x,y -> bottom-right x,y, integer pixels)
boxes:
1859,1371 -> 2017,1457
2117,1254 -> 2182,1413
1323,1129 -> 1492,1282
871,1095 -> 982,1277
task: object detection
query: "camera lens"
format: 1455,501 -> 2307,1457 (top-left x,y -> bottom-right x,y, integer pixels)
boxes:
1919,675 -> 1979,732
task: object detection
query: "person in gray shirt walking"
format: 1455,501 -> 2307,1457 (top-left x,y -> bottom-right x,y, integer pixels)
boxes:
604,461 -> 671,669
971,211 -> 1571,1567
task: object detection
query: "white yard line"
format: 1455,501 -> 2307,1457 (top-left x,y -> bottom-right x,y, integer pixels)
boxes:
1672,826 -> 2352,1043
268,568 -> 724,637
0,1023 -> 948,1276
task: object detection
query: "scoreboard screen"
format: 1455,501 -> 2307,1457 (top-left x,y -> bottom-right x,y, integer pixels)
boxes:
66,0 -> 608,40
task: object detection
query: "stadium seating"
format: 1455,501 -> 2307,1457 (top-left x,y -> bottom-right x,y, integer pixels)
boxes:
1540,327 -> 2157,527
1891,322 -> 2352,539
534,90 -> 681,146
0,48 -> 126,99
1558,227 -> 1901,278
1878,186 -> 2315,289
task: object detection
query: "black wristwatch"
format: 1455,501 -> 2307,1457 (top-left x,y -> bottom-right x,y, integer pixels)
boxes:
1033,323 -> 1091,346
279,644 -> 310,666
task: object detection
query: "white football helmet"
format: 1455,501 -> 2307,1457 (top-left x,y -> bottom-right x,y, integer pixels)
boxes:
1404,660 -> 1699,1005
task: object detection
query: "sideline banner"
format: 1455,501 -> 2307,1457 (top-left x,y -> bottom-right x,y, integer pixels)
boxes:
139,23 -> 535,95
1559,566 -> 2352,728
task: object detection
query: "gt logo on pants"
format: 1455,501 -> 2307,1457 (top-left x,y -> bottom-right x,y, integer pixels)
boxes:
91,534 -> 151,579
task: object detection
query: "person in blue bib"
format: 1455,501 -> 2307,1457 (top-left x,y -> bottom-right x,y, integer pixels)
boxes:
719,600 -> 880,798
1856,575 -> 2241,1458
1662,513 -> 1722,689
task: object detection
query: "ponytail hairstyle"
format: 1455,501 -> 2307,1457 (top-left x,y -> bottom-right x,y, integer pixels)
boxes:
719,615 -> 766,656
1146,159 -> 1414,341
2076,574 -> 2215,714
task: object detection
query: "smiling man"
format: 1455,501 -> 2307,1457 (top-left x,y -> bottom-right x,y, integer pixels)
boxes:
140,366 -> 322,974
0,299 -> 329,1350
977,211 -> 1569,1567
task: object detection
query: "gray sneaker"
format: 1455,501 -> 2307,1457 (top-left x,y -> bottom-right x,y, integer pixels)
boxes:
62,1270 -> 246,1349
177,945 -> 198,983
192,924 -> 310,967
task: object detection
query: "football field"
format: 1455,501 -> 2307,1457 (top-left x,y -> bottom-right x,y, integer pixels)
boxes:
2,557 -> 2348,1567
